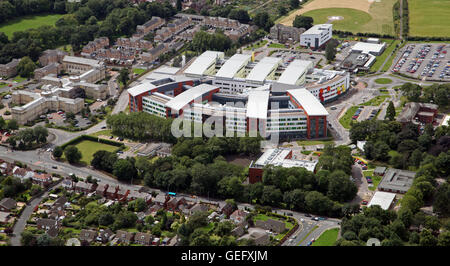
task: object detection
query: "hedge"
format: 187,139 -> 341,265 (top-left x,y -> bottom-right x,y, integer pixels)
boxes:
59,135 -> 125,150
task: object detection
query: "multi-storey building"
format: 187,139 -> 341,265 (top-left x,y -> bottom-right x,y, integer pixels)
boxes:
0,59 -> 20,78
270,24 -> 305,43
81,37 -> 109,57
39,50 -> 67,67
136,17 -> 165,36
300,24 -> 333,49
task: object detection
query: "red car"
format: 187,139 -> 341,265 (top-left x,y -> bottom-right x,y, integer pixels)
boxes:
361,200 -> 368,205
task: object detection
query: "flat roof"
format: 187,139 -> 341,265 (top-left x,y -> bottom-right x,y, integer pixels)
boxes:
246,57 -> 282,82
184,51 -> 224,76
215,54 -> 251,79
368,191 -> 396,210
254,148 -> 317,172
378,168 -> 415,193
302,24 -> 332,35
166,83 -> 218,111
154,66 -> 180,75
277,60 -> 313,85
352,42 -> 386,54
287,88 -> 329,116
127,82 -> 156,97
246,89 -> 270,120
62,56 -> 101,67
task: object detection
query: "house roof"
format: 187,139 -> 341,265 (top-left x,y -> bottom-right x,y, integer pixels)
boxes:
0,198 -> 16,210
368,191 -> 396,210
116,230 -> 134,241
135,232 -> 152,243
79,229 -> 98,241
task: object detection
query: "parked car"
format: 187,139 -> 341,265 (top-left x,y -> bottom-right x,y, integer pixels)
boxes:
304,214 -> 311,217
361,200 -> 368,205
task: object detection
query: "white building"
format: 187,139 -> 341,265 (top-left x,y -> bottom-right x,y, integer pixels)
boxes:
300,24 -> 332,48
368,191 -> 396,210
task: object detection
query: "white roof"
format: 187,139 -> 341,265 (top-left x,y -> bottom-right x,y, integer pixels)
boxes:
254,148 -> 317,172
62,56 -> 101,67
352,42 -> 386,54
368,191 -> 396,210
302,24 -> 332,35
154,66 -> 180,75
127,82 -> 156,97
287,88 -> 328,116
246,57 -> 282,82
184,51 -> 224,76
166,84 -> 218,111
278,60 -> 313,85
215,54 -> 251,79
246,89 -> 270,120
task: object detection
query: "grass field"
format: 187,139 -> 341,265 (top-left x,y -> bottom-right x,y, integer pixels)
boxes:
409,0 -> 450,37
370,40 -> 400,72
339,105 -> 359,129
0,14 -> 63,38
361,95 -> 390,106
311,228 -> 339,246
374,78 -> 393,84
63,140 -> 120,165
268,43 -> 286,48
279,0 -> 396,35
297,139 -> 334,146
13,76 -> 27,83
132,68 -> 146,75
245,40 -> 268,50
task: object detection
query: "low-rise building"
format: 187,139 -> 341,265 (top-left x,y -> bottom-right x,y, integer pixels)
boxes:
115,230 -> 134,244
368,191 -> 396,210
0,198 -> 17,212
378,168 -> 416,194
270,24 -> 305,43
141,44 -> 169,63
34,63 -> 63,80
136,17 -> 165,36
134,232 -> 153,245
397,102 -> 439,126
255,219 -> 286,233
81,37 -> 110,57
0,59 -> 20,78
300,24 -> 332,49
79,229 -> 98,243
39,49 -> 67,66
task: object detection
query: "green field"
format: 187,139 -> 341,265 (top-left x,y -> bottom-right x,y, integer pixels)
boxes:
13,76 -> 27,83
311,228 -> 339,246
302,2 -> 396,35
409,0 -> 450,37
296,139 -> 335,146
370,40 -> 400,72
361,95 -> 390,106
339,105 -> 359,129
245,40 -> 268,50
374,78 -> 393,84
0,14 -> 63,38
63,140 -> 120,165
268,43 -> 286,49
132,68 -> 146,75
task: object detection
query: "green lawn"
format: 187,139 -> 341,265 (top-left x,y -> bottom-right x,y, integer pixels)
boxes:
198,223 -> 215,233
13,76 -> 27,83
268,43 -> 286,49
296,138 -> 334,146
311,228 -> 339,246
363,170 -> 381,191
90,130 -> 113,137
0,14 -> 63,38
132,68 -> 146,75
361,95 -> 390,106
339,105 -> 359,129
244,40 -> 268,50
301,150 -> 312,155
374,78 -> 393,84
379,87 -> 389,94
0,82 -> 7,88
409,0 -> 450,37
370,40 -> 400,72
388,150 -> 400,158
63,140 -> 120,164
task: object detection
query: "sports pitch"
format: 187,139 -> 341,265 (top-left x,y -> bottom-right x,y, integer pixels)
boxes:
0,14 -> 62,38
279,0 -> 396,35
409,0 -> 450,38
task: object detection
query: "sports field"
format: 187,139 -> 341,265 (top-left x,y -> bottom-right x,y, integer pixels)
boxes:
0,14 -> 62,38
409,0 -> 450,37
63,140 -> 120,165
279,0 -> 396,35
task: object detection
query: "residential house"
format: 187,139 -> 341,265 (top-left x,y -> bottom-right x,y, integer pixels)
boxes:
134,232 -> 153,245
81,37 -> 110,57
61,179 -> 74,190
127,190 -> 152,204
39,49 -> 67,66
141,44 -> 168,63
32,172 -> 53,187
36,218 -> 60,237
74,181 -> 97,194
239,230 -> 270,245
0,198 -> 17,212
255,219 -> 286,234
166,197 -> 187,211
95,183 -> 109,197
189,203 -> 210,215
230,209 -> 249,224
105,185 -> 118,199
0,161 -> 12,175
116,187 -> 129,201
231,224 -> 245,237
115,230 -> 135,244
152,193 -> 167,207
97,228 -> 115,243
12,166 -> 34,182
136,17 -> 165,36
0,211 -> 11,224
221,202 -> 236,217
79,229 -> 98,244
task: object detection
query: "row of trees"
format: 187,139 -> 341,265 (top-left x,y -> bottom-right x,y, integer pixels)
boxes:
400,82 -> 450,108
7,126 -> 49,150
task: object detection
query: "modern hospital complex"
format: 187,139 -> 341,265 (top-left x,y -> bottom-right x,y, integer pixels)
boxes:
128,50 -> 350,139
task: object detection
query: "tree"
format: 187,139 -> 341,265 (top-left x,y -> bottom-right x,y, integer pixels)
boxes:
278,6 -> 287,16
128,198 -> 147,212
386,101 -> 395,121
325,41 -> 337,61
113,159 -> 136,181
419,229 -> 437,246
33,126 -> 48,143
253,12 -> 273,32
119,68 -> 130,89
228,9 -> 250,24
433,183 -> 450,216
437,231 -> 450,246
293,15 -> 313,30
290,0 -> 299,9
21,230 -> 36,246
260,185 -> 283,207
64,145 -> 82,164
176,0 -> 182,11
17,56 -> 37,79
7,119 -> 19,131
327,170 -> 357,202
52,146 -> 63,159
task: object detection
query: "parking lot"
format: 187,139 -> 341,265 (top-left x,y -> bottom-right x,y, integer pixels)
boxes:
270,50 -> 325,67
392,43 -> 450,80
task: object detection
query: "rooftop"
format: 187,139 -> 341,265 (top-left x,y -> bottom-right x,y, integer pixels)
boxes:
166,83 -> 219,112
246,57 -> 282,83
302,24 -> 332,35
368,191 -> 396,210
352,42 -> 386,54
277,60 -> 313,85
246,88 -> 270,120
215,54 -> 252,79
378,168 -> 416,193
287,88 -> 329,116
184,51 -> 224,76
253,148 -> 317,172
